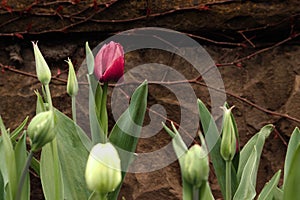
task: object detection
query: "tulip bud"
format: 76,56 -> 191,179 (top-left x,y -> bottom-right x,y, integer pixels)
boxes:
220,106 -> 236,161
27,110 -> 55,151
32,42 -> 51,85
85,42 -> 94,75
94,41 -> 124,82
66,58 -> 78,97
85,142 -> 122,194
182,144 -> 209,188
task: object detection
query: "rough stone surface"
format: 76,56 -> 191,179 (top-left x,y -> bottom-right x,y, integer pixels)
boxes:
0,0 -> 300,37
0,36 -> 298,199
0,2 -> 299,197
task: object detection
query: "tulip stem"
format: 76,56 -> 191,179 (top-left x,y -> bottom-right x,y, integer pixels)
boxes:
45,84 -> 53,111
100,83 -> 108,137
182,179 -> 193,200
16,151 -> 33,200
71,96 -> 76,123
193,186 -> 200,199
99,193 -> 108,200
88,192 -> 107,200
225,161 -> 232,200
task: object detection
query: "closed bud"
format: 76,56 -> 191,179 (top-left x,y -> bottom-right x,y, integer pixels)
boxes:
32,42 -> 51,85
94,41 -> 124,82
66,58 -> 78,97
85,142 -> 121,194
27,110 -> 55,151
220,106 -> 236,161
182,144 -> 209,188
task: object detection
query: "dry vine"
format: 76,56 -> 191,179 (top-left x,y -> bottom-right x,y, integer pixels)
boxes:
1,0 -> 299,147
1,26 -> 299,147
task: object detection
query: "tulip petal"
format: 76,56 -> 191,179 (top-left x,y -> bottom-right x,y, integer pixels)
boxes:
94,44 -> 107,80
94,41 -> 124,82
101,56 -> 124,82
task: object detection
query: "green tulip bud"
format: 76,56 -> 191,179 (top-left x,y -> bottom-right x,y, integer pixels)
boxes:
85,142 -> 122,194
182,144 -> 209,188
220,106 -> 236,161
27,110 -> 55,151
32,42 -> 51,85
66,58 -> 78,97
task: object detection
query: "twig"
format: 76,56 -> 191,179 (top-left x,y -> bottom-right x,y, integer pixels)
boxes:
185,32 -> 246,47
216,32 -> 300,67
193,80 -> 300,124
1,64 -> 69,84
2,29 -> 300,126
273,128 -> 288,147
0,0 -> 119,35
0,16 -> 20,28
1,28 -> 300,148
239,14 -> 300,34
238,31 -> 256,48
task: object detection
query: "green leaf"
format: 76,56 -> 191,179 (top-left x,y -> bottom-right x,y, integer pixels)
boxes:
35,90 -> 46,114
4,183 -> 11,200
95,83 -> 108,137
283,143 -> 300,200
10,117 -> 28,142
30,156 -> 40,177
284,127 -> 300,184
199,181 -> 215,200
0,116 -> 17,200
108,81 -> 148,200
163,122 -> 199,200
88,75 -> 106,144
109,81 -> 148,160
88,192 -> 107,200
197,99 -> 237,196
14,133 -> 30,200
0,170 -> 4,200
233,147 -> 257,200
273,187 -> 283,200
85,42 -> 94,75
40,138 -> 64,200
197,99 -> 220,152
162,122 -> 188,166
257,170 -> 281,200
55,109 -> 92,200
162,122 -> 176,138
237,124 -> 274,183
182,179 -> 193,200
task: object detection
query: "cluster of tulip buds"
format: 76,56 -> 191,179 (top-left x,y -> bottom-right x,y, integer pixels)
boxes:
28,42 -> 55,151
30,40 -> 125,198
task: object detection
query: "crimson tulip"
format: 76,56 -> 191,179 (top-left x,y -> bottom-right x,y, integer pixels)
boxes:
94,41 -> 124,82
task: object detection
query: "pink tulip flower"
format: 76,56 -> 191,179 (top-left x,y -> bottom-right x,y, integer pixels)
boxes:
94,41 -> 124,82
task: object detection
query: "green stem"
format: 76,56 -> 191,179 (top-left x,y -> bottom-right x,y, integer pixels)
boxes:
100,83 -> 108,137
89,192 -> 107,200
226,161 -> 232,200
71,96 -> 76,123
45,84 -> 53,111
99,193 -> 108,200
182,179 -> 193,200
193,186 -> 199,200
16,151 -> 33,200
88,75 -> 103,144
